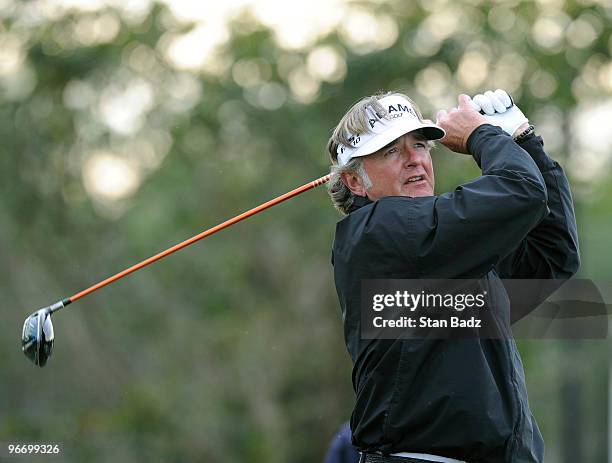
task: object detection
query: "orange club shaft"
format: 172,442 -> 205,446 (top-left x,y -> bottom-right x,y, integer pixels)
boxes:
67,174 -> 331,304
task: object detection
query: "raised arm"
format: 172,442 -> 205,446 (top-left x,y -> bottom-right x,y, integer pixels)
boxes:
410,123 -> 549,278
403,96 -> 549,278
495,133 -> 579,280
469,89 -> 580,321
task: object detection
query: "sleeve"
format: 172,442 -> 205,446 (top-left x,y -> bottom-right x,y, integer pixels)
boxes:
495,134 -> 580,279
406,124 -> 550,279
493,133 -> 580,322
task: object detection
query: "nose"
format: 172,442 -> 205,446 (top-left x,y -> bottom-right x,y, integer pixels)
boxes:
400,136 -> 422,166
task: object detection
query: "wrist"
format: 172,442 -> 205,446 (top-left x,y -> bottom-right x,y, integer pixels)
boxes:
512,122 -> 529,138
513,124 -> 535,142
463,122 -> 487,152
467,124 -> 502,164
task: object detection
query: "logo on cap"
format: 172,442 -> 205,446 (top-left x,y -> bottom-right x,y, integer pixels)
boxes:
335,95 -> 444,167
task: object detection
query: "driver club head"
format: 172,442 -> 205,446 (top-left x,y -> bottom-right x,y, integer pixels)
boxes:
22,308 -> 55,367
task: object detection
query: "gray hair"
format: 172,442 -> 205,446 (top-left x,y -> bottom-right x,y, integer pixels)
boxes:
326,91 -> 428,215
328,157 -> 372,215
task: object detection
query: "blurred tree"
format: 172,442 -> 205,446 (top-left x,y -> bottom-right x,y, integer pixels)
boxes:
1,0 -> 610,461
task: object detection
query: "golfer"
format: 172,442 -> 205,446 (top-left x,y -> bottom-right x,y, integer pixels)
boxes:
327,90 -> 579,462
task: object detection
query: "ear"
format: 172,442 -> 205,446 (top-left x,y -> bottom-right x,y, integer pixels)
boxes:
341,171 -> 367,197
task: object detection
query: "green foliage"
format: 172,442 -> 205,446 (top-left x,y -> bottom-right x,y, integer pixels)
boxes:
1,0 -> 610,461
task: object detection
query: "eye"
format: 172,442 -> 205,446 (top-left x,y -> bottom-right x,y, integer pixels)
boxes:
384,146 -> 399,156
414,142 -> 427,149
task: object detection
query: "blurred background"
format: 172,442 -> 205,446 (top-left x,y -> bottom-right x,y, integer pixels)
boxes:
1,0 -> 611,461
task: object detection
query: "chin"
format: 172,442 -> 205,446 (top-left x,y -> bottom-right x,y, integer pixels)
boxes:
409,191 -> 433,198
405,184 -> 434,197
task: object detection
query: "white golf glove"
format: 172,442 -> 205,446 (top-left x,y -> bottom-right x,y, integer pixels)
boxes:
469,89 -> 528,138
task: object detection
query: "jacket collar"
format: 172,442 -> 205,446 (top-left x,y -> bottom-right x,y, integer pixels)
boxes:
348,195 -> 372,214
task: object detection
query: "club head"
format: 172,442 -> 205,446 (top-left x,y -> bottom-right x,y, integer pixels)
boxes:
22,308 -> 54,367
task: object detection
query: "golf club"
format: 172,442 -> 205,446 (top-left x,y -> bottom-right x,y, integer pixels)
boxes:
22,174 -> 331,367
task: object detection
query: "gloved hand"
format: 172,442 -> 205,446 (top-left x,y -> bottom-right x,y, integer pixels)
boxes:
469,89 -> 529,138
436,94 -> 488,154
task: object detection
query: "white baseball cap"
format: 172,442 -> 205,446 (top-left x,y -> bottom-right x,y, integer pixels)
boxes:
336,95 -> 445,167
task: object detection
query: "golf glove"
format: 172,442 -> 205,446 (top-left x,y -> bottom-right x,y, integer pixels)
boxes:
469,89 -> 528,138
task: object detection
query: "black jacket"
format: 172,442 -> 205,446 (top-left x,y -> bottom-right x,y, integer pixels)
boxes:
331,125 -> 580,462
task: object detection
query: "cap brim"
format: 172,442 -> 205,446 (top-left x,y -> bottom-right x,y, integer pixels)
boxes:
349,120 -> 446,159
420,124 -> 445,140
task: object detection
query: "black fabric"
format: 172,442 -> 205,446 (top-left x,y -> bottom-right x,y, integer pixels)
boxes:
331,125 -> 579,462
363,453 -> 439,463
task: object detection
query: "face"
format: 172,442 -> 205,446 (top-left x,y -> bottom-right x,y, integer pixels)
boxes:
358,131 -> 435,200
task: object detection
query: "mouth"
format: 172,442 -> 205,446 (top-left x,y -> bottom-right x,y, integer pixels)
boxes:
405,175 -> 428,185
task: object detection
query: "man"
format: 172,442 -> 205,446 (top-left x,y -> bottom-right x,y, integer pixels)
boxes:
327,90 -> 579,462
